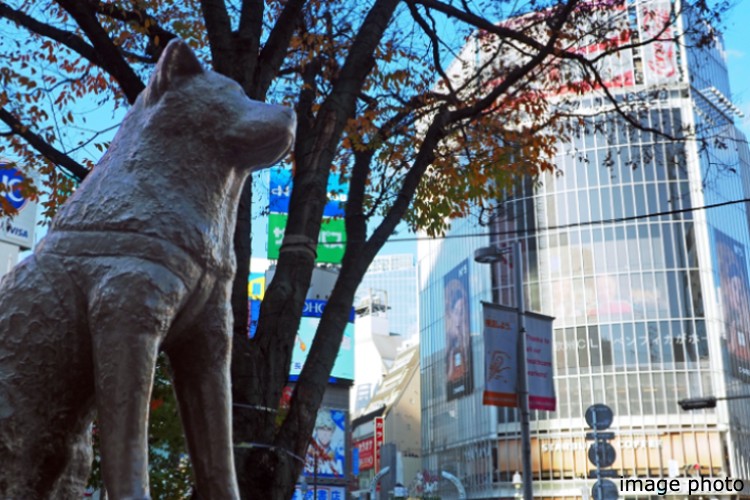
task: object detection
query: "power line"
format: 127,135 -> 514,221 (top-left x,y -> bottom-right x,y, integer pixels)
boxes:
386,196 -> 750,243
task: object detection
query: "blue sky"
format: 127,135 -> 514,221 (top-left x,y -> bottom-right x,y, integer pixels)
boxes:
722,1 -> 750,138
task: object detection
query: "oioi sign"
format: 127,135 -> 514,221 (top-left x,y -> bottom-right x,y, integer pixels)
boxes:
0,162 -> 37,249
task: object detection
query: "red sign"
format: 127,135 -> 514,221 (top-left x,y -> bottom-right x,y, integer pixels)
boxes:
374,417 -> 385,470
354,437 -> 375,470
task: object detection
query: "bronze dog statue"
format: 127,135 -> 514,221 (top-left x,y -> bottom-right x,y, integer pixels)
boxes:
0,39 -> 295,499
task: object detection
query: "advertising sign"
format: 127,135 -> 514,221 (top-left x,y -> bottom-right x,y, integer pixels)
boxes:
290,316 -> 354,380
374,416 -> 385,471
525,311 -> 556,411
482,303 -> 556,410
482,302 -> 518,407
267,213 -> 346,264
444,259 -> 474,401
714,229 -> 750,380
248,296 -> 354,380
269,167 -> 347,218
354,437 -> 375,470
639,0 -> 679,86
0,163 -> 36,249
292,485 -> 346,500
304,408 -> 347,479
248,272 -> 265,299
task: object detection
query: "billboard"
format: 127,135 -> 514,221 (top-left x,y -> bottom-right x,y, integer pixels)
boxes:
248,272 -> 266,299
714,229 -> 750,380
638,0 -> 679,86
290,315 -> 354,381
444,259 -> 474,400
354,436 -> 375,470
304,408 -> 347,479
249,297 -> 355,381
267,166 -> 347,264
480,0 -> 681,100
292,485 -> 346,500
0,162 -> 36,249
269,167 -> 346,217
267,213 -> 346,264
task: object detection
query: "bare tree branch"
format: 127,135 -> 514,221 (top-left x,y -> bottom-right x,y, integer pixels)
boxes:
55,0 -> 145,103
0,1 -> 102,65
0,107 -> 89,181
95,1 -> 176,59
253,0 -> 307,99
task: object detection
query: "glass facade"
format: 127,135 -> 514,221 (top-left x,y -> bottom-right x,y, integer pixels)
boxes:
356,253 -> 418,338
418,2 -> 750,498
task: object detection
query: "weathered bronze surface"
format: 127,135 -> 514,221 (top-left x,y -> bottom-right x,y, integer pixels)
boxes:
0,39 -> 295,499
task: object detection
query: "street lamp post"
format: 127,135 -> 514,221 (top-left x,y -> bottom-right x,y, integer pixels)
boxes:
474,241 -> 533,500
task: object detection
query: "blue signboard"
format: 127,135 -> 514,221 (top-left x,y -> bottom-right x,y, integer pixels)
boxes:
269,167 -> 346,217
248,298 -> 355,381
0,166 -> 28,211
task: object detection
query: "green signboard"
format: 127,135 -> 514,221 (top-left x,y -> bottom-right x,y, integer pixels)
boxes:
268,213 -> 346,264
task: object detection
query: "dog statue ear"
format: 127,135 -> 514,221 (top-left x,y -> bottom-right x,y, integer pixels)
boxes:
143,38 -> 204,105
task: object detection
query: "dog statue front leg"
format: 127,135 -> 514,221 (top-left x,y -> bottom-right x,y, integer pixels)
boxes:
86,264 -> 188,500
93,329 -> 158,500
166,294 -> 240,500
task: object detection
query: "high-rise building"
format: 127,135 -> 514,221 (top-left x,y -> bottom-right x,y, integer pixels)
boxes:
418,2 -> 750,498
356,253 -> 419,339
351,254 -> 418,417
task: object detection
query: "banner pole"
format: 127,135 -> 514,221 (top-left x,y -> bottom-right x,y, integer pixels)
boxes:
514,241 -> 534,500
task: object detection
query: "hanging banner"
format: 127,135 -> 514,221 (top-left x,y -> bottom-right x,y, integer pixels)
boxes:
482,302 -> 518,407
482,303 -> 556,410
525,311 -> 556,411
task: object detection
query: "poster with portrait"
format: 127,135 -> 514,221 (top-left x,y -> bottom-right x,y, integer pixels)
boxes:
304,408 -> 347,479
715,229 -> 750,380
445,259 -> 474,400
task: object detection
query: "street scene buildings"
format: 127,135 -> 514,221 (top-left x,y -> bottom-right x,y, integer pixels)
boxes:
415,0 -> 750,498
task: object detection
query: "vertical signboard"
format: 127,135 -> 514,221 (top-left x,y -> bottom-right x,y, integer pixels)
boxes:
525,312 -> 556,411
639,0 -> 679,86
482,302 -> 518,407
354,437 -> 375,470
374,416 -> 385,471
304,408 -> 347,479
0,162 -> 36,249
445,259 -> 474,400
714,229 -> 750,380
